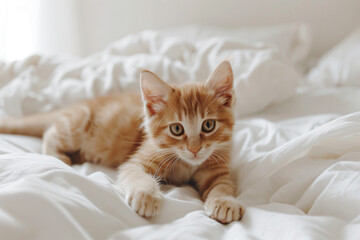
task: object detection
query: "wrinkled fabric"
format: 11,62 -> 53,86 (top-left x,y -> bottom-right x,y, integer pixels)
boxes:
1,87 -> 360,240
308,27 -> 360,87
0,28 -> 306,118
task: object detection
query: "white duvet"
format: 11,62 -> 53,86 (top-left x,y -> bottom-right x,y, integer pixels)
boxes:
1,87 -> 360,240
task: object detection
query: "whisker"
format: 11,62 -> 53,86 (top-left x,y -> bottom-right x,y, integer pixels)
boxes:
212,152 -> 230,169
145,150 -> 173,172
210,154 -> 223,168
168,155 -> 181,185
155,155 -> 174,178
154,154 -> 175,178
163,155 -> 177,184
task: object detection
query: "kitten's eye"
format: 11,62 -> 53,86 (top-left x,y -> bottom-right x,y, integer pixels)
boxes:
170,123 -> 184,136
202,120 -> 216,133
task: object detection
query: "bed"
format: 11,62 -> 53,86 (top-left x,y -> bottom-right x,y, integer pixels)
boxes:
1,23 -> 360,239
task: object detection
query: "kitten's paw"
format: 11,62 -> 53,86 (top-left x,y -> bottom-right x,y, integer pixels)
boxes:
205,197 -> 244,223
126,190 -> 163,217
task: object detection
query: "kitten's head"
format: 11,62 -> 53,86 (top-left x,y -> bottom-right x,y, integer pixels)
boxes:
140,61 -> 235,165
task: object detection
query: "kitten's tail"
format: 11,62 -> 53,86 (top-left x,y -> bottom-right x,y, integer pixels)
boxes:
0,110 -> 61,137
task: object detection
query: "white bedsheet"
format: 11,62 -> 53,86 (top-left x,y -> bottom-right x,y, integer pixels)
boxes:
1,86 -> 360,240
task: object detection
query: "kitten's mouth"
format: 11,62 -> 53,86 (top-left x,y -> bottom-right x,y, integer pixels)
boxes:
179,155 -> 204,165
190,156 -> 200,161
175,148 -> 213,166
185,158 -> 204,165
182,152 -> 212,165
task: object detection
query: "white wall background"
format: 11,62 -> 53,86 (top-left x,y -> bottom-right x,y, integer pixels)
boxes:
0,0 -> 359,61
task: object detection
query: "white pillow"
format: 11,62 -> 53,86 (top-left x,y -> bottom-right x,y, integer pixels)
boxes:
161,24 -> 311,66
0,30 -> 302,118
307,28 -> 360,86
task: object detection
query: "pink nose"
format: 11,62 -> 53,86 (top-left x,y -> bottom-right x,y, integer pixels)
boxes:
187,146 -> 202,155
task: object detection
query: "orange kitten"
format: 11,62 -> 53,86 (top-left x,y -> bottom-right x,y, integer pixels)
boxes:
0,61 -> 243,223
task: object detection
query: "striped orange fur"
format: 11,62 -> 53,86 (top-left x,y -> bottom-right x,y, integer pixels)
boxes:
0,61 -> 243,223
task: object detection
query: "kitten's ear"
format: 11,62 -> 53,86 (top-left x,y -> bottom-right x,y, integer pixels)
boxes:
140,70 -> 173,116
205,61 -> 234,107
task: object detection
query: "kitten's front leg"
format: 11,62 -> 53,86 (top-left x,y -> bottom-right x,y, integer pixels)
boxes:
117,160 -> 163,217
193,163 -> 244,223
